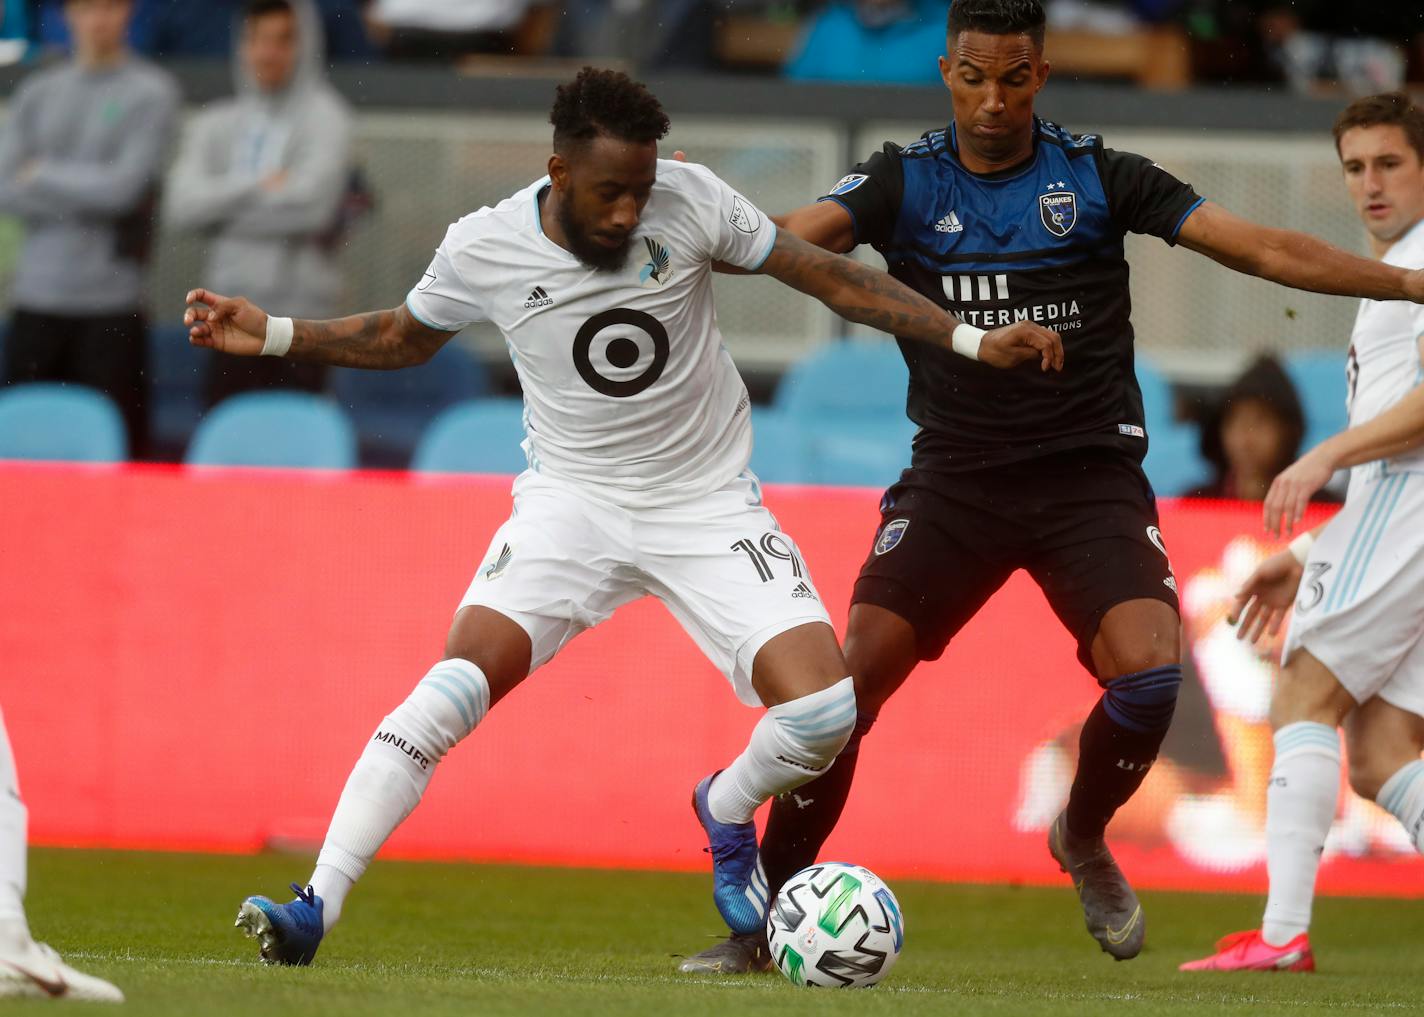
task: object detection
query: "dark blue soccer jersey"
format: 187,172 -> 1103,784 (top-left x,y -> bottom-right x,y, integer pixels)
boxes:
820,117 -> 1204,472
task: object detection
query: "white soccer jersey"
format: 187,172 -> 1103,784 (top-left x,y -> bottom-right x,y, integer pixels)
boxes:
1346,217 -> 1424,475
406,159 -> 777,508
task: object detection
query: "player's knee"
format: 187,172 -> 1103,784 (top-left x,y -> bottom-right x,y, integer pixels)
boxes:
1093,602 -> 1180,677
386,659 -> 491,761
769,676 -> 858,771
1101,664 -> 1182,734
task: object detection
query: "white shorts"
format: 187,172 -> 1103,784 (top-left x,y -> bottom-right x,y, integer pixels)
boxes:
1283,466 -> 1424,717
458,470 -> 832,706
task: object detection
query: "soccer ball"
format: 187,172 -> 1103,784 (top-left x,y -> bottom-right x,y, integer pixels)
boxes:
766,862 -> 904,988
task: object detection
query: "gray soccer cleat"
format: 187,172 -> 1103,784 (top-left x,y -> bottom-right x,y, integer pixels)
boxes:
678,931 -> 773,974
1048,811 -> 1145,960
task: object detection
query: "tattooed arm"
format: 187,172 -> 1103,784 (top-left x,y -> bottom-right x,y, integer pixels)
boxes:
182,288 -> 454,370
755,230 -> 1063,371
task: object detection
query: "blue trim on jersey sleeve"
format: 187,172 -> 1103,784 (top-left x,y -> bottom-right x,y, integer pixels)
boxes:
405,295 -> 455,333
817,194 -> 860,246
532,177 -> 552,236
747,219 -> 778,271
1169,196 -> 1205,244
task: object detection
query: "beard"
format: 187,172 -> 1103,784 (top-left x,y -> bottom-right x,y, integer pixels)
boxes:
556,200 -> 632,272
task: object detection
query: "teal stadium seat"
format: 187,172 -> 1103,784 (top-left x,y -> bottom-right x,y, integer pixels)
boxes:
411,398 -> 529,475
332,342 -> 491,467
773,339 -> 914,487
186,391 -> 357,469
749,407 -> 814,484
1284,351 -> 1349,453
0,383 -> 127,462
1136,357 -> 1207,496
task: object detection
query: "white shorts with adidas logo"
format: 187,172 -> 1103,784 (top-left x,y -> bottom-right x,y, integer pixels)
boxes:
1282,466 -> 1424,717
458,469 -> 832,706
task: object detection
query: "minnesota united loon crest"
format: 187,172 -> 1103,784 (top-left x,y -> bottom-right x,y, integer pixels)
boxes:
639,237 -> 674,288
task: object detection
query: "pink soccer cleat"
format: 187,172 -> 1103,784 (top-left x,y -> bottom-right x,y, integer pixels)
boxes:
1179,929 -> 1315,972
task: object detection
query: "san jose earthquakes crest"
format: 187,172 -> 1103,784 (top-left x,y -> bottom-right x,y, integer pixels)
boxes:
1039,187 -> 1078,238
874,518 -> 909,555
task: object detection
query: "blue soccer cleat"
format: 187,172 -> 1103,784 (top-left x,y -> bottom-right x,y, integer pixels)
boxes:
234,883 -> 324,966
692,772 -> 769,936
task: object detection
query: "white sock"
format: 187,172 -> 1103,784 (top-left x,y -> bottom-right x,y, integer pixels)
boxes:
309,659 -> 490,932
1261,722 -> 1340,946
708,677 -> 856,825
0,712 -> 29,929
1377,759 -> 1424,854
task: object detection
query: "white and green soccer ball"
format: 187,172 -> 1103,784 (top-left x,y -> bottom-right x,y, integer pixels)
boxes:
766,862 -> 904,988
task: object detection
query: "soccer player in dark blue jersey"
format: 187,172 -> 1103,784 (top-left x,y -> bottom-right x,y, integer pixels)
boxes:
680,0 -> 1424,974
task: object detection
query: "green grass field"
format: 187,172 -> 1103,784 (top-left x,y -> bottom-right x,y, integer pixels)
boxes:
15,848 -> 1423,1015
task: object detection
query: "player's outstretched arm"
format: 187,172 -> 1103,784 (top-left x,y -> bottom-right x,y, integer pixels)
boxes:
1263,375 -> 1424,536
756,229 -> 1064,371
184,288 -> 455,370
1176,202 -> 1424,302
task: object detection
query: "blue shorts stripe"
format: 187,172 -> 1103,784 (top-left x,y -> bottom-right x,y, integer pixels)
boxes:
1323,478 -> 1394,613
1341,475 -> 1410,607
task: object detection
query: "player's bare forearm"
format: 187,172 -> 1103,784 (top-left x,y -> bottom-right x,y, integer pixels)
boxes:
287,305 -> 449,370
185,289 -> 454,368
759,229 -> 960,346
1317,381 -> 1424,469
1178,202 -> 1422,301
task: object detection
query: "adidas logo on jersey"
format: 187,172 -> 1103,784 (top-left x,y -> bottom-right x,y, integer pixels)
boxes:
523,286 -> 553,308
790,581 -> 818,600
934,211 -> 964,234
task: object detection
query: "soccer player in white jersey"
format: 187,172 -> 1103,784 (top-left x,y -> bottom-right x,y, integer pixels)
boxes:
182,68 -> 1062,966
0,710 -> 123,1002
1183,92 -> 1424,973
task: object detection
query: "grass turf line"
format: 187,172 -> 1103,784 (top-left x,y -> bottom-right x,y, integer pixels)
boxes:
17,848 -> 1424,1015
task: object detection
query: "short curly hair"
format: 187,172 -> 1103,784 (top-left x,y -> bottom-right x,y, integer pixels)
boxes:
947,0 -> 1046,48
549,67 -> 671,154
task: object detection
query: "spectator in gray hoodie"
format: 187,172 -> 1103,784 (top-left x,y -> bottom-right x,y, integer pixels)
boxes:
164,0 -> 353,407
0,0 -> 179,455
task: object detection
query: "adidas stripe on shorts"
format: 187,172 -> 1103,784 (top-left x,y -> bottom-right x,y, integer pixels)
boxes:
1283,465 -> 1424,716
458,469 -> 832,706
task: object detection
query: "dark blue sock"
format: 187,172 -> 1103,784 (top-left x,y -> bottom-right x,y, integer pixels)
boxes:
1065,665 -> 1182,840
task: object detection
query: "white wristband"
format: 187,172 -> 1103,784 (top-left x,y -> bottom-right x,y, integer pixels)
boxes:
262,315 -> 293,357
951,323 -> 984,361
1288,531 -> 1315,566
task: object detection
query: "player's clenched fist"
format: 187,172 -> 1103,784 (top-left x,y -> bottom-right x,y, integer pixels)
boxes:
184,288 -> 269,356
978,321 -> 1064,373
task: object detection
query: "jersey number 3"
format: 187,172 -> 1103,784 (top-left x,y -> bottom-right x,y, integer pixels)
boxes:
573,308 -> 670,397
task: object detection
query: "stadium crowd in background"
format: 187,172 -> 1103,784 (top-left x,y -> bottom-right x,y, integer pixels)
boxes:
1187,355 -> 1340,504
0,0 -> 178,455
163,0 -> 353,406
0,1 -> 1416,90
